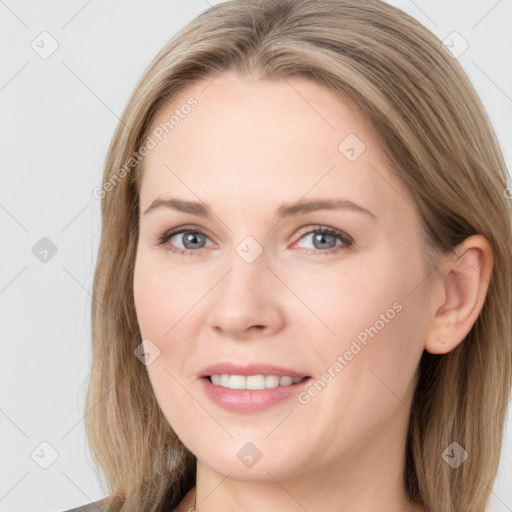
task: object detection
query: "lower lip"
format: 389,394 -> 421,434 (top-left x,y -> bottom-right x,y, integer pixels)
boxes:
199,377 -> 312,413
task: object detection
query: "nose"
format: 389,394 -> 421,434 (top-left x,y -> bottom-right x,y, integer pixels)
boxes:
206,251 -> 286,340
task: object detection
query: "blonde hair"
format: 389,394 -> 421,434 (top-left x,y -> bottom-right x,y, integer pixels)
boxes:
86,1 -> 512,511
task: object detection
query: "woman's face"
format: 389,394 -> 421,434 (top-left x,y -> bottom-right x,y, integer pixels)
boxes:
133,72 -> 436,482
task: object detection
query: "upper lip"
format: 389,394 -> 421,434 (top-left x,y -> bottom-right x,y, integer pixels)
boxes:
198,362 -> 309,379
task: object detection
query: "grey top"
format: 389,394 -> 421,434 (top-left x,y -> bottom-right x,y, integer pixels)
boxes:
61,502 -> 104,512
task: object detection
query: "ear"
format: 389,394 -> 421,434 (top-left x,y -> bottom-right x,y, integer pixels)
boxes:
424,234 -> 494,355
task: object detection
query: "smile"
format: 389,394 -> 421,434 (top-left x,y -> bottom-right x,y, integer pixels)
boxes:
209,374 -> 306,390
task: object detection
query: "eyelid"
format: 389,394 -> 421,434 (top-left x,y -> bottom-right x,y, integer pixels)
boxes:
155,224 -> 353,255
154,224 -> 215,248
291,225 -> 353,252
294,224 -> 352,242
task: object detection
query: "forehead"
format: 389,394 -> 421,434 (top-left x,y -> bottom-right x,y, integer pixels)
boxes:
139,72 -> 412,219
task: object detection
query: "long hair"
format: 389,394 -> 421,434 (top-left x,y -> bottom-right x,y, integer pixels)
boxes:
85,1 -> 512,511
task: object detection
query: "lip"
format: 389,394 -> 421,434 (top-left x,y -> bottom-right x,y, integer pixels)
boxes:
198,362 -> 309,379
199,377 -> 312,413
197,362 -> 312,413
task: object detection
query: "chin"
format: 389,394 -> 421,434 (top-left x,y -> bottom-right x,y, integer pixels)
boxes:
193,438 -> 306,482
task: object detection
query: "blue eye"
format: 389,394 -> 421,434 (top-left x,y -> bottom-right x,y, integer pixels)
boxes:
156,227 -> 213,255
155,225 -> 353,256
294,226 -> 353,255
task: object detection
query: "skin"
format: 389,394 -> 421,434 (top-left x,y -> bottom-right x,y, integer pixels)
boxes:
133,72 -> 493,512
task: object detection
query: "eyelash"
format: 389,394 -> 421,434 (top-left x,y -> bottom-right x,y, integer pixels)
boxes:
155,225 -> 353,256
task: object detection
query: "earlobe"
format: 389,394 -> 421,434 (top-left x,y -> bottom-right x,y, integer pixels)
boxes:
424,235 -> 493,355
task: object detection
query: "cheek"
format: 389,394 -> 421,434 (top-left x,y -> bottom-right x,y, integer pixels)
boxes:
294,293 -> 424,455
133,254 -> 205,418
304,249 -> 427,401
133,255 -> 202,340
133,274 -> 200,450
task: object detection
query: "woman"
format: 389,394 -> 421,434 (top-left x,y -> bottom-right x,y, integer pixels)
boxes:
68,0 -> 512,511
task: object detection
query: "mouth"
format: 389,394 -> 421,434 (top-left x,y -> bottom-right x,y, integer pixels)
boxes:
199,375 -> 312,413
205,374 -> 308,390
197,363 -> 312,412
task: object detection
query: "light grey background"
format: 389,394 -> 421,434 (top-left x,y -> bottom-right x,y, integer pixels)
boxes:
1,1 -> 511,511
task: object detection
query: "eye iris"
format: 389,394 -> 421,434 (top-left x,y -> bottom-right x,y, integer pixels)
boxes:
313,232 -> 336,249
169,229 -> 343,252
182,232 -> 205,249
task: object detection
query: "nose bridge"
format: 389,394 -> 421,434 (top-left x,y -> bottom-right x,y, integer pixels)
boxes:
218,242 -> 271,308
220,232 -> 269,293
206,240 -> 285,336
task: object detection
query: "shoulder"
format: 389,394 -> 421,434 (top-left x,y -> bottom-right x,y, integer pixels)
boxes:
60,500 -> 106,512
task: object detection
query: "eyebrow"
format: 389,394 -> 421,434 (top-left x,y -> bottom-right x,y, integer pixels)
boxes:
143,197 -> 376,219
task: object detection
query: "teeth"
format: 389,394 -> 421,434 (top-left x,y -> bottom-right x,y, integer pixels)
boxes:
229,375 -> 246,390
209,374 -> 305,390
247,375 -> 265,390
280,376 -> 294,386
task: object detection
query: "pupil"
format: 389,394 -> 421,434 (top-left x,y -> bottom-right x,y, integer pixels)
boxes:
180,232 -> 336,250
184,232 -> 204,248
314,233 -> 335,249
